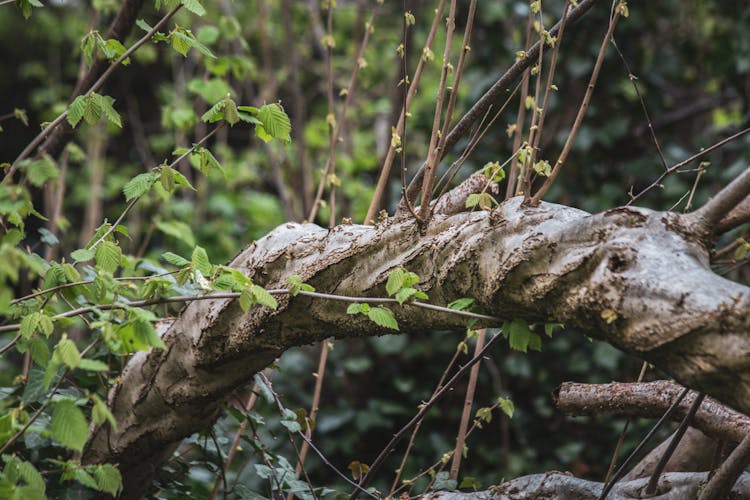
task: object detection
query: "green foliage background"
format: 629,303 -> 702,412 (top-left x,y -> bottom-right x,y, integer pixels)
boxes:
1,0 -> 749,497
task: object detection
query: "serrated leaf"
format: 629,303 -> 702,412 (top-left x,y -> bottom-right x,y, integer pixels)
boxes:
238,289 -> 251,312
67,95 -> 87,127
465,193 -> 480,208
170,30 -> 192,56
395,287 -> 418,304
123,172 -> 158,201
57,336 -> 81,368
257,103 -> 291,143
201,99 -> 226,123
386,268 -> 404,296
78,358 -> 109,372
191,246 -> 212,275
71,248 -> 95,262
82,94 -> 102,125
93,464 -> 122,496
71,468 -> 98,490
92,395 -> 117,430
181,0 -> 206,16
505,319 -> 539,353
18,460 -> 45,493
156,219 -> 196,247
161,251 -> 189,266
497,397 -> 515,418
223,97 -> 239,125
250,284 -> 278,310
171,168 -> 195,190
95,240 -> 121,273
367,307 -> 399,330
51,400 -> 88,452
448,298 -> 474,311
346,303 -> 362,315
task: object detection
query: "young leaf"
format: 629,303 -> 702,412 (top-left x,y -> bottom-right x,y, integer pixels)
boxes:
250,284 -> 278,310
191,246 -> 212,276
180,0 -> 206,16
71,248 -> 96,263
257,103 -> 291,143
56,336 -> 81,368
497,397 -> 515,418
95,240 -> 121,273
67,95 -> 88,127
162,251 -> 190,267
367,307 -> 399,330
123,172 -> 158,201
92,464 -> 123,497
51,400 -> 88,452
346,303 -> 363,315
448,298 -> 474,311
386,268 -> 405,296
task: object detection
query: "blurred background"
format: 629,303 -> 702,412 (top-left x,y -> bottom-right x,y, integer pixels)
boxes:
1,0 -> 750,497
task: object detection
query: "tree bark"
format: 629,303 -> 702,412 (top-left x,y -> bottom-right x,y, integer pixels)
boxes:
81,198 -> 750,497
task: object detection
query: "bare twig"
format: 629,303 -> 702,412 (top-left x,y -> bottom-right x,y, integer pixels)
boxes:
699,433 -> 750,500
644,393 -> 706,494
449,328 -> 485,480
364,0 -> 448,224
689,166 -> 750,236
348,332 -> 504,500
530,4 -> 622,205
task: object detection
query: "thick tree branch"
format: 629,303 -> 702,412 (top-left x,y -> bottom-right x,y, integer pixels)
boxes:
555,381 -> 750,445
81,198 -> 750,497
689,166 -> 750,236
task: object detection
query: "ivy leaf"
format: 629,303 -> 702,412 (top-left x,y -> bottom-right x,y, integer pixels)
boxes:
367,307 -> 399,330
51,399 -> 88,452
250,284 -> 278,310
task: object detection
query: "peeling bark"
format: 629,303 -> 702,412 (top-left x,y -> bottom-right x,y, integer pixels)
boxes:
81,198 -> 750,497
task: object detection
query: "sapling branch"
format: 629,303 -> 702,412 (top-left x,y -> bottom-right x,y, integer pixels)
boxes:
699,432 -> 750,500
6,5 -> 182,182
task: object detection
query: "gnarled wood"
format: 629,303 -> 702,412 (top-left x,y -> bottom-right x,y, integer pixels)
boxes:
82,198 -> 750,497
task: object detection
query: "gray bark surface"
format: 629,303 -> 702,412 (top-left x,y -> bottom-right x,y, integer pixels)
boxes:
81,198 -> 750,497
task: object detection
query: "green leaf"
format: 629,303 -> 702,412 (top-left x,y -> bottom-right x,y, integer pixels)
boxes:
123,172 -> 158,201
27,338 -> 50,366
367,307 -> 399,330
56,336 -> 81,368
497,396 -> 515,418
346,303 -> 362,315
78,358 -> 109,372
156,219 -> 196,247
201,99 -> 226,123
191,246 -> 212,275
448,298 -> 474,311
51,400 -> 88,452
280,408 -> 302,433
162,251 -> 190,266
181,0 -> 206,16
18,460 -> 45,493
95,240 -> 121,273
465,193 -> 480,209
135,19 -> 153,32
91,395 -> 117,430
386,268 -> 404,296
26,155 -> 59,187
257,103 -> 291,143
67,95 -> 88,127
93,464 -> 123,496
170,30 -> 192,56
92,94 -> 121,127
239,289 -> 252,312
71,248 -> 96,262
250,284 -> 278,309
505,319 -> 541,353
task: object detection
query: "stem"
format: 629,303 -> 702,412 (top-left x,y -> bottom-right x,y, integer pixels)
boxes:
364,0 -> 448,224
699,432 -> 750,500
5,5 -> 181,182
531,6 -> 621,205
449,328 -> 485,480
348,332 -> 504,500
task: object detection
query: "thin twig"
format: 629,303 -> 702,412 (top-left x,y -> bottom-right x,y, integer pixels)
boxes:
699,432 -> 750,500
530,4 -> 622,205
644,393 -> 706,495
5,5 -> 182,182
348,332 -> 504,500
364,0 -> 448,224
